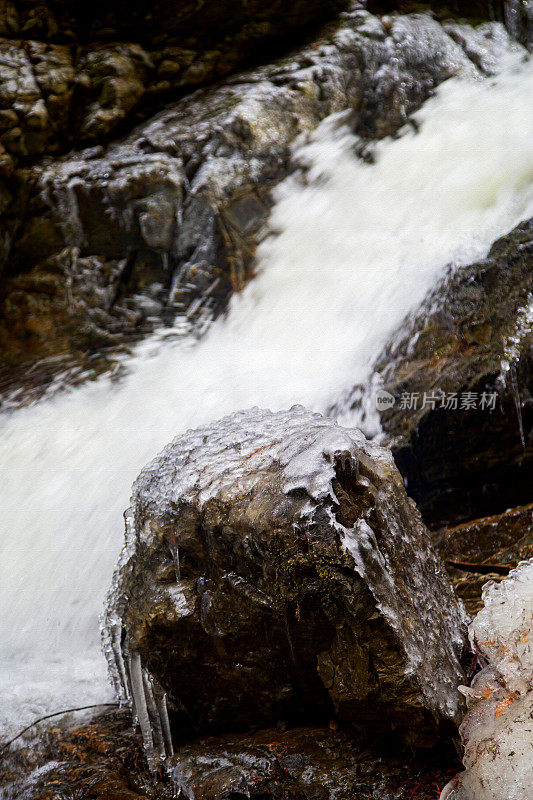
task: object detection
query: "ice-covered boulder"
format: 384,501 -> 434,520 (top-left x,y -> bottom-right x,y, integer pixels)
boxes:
103,406 -> 467,768
440,558 -> 533,800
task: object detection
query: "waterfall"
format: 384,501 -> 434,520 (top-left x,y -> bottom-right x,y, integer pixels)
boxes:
1,55 -> 532,737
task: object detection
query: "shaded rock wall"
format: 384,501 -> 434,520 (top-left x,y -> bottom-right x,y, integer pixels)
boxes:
435,502 -> 533,616
338,218 -> 533,528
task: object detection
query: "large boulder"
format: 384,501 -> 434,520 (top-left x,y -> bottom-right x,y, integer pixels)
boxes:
366,2 -> 532,50
103,407 -> 467,768
337,218 -> 533,528
0,0 -> 348,156
1,9 -> 520,402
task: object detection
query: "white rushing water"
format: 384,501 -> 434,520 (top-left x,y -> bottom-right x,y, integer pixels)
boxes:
1,56 -> 533,738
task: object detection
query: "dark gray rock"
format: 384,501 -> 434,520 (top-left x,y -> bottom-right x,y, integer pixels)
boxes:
504,0 -> 533,49
337,218 -> 533,528
103,407 -> 467,769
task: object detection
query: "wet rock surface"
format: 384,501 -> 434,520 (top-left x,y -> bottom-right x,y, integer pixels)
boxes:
435,502 -> 533,616
1,5 -> 525,402
0,710 -> 461,800
103,406 -> 467,762
169,725 -> 460,800
0,0 -> 348,157
367,2 -> 532,50
0,708 -> 166,800
339,218 -> 533,528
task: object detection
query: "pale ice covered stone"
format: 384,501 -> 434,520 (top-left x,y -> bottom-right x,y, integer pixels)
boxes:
440,558 -> 533,800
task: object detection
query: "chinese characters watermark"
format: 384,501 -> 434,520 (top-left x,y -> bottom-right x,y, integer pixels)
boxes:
375,388 -> 498,412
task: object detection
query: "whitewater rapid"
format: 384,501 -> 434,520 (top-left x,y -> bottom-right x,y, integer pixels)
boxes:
1,56 -> 533,737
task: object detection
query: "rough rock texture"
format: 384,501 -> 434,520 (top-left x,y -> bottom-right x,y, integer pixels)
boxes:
1,8 -> 523,402
103,406 -> 467,769
435,503 -> 533,616
338,218 -> 533,528
0,0 -> 348,157
0,708 -> 164,800
368,2 -> 532,49
0,711 -> 460,800
169,725 -> 460,800
440,559 -> 533,800
503,0 -> 533,49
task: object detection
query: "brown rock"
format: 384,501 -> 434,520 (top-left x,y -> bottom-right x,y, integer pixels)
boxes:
1,10 -> 512,403
435,502 -> 533,615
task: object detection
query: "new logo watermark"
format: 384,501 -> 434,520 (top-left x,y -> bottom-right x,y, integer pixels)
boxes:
375,389 -> 396,411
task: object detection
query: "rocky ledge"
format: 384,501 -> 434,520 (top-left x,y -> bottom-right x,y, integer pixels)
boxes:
0,709 -> 461,800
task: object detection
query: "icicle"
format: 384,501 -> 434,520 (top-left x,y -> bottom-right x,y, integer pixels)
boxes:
142,670 -> 166,759
128,651 -> 158,772
510,365 -> 526,448
169,533 -> 181,582
111,619 -> 130,702
154,684 -> 174,758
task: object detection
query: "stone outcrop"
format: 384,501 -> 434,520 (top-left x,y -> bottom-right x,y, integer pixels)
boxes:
103,407 -> 467,769
338,218 -> 533,528
1,7 -> 524,402
169,725 -> 459,800
504,0 -> 533,49
0,0 -> 348,156
367,2 -> 532,50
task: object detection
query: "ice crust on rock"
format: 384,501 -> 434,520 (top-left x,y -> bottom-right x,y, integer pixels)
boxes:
103,407 -> 467,767
440,558 -> 533,800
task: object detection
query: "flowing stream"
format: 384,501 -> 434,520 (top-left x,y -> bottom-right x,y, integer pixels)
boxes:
1,56 -> 533,738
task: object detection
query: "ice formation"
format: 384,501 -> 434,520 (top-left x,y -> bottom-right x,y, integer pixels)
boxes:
440,559 -> 533,800
102,407 -> 467,768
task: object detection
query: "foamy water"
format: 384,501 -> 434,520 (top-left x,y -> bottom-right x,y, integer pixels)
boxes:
1,56 -> 533,737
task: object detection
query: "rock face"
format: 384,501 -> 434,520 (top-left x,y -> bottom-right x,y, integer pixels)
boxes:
503,0 -> 533,49
338,218 -> 533,528
435,502 -> 533,616
367,2 -> 532,50
0,0 -> 348,155
103,407 -> 467,769
1,7 -> 523,401
440,559 -> 533,800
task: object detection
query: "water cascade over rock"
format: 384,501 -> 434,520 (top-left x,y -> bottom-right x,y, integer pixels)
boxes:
103,406 -> 467,769
1,7 -> 526,399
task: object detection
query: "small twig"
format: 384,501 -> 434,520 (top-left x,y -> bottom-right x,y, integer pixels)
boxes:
0,703 -> 119,753
446,560 -> 511,576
